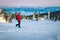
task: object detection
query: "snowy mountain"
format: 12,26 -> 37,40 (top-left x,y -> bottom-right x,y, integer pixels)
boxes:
0,6 -> 60,13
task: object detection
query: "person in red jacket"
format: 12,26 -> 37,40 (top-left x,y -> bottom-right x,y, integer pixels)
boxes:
16,13 -> 22,28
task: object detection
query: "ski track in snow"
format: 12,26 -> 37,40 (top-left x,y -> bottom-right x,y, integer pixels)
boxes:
0,19 -> 60,40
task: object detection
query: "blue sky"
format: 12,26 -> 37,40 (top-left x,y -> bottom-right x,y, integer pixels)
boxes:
0,0 -> 60,7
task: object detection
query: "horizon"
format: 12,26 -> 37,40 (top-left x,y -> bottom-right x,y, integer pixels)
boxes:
0,6 -> 60,8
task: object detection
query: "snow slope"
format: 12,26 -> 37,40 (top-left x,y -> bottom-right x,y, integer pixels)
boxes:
0,19 -> 60,40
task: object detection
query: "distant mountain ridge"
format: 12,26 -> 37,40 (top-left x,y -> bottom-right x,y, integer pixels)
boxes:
0,6 -> 60,13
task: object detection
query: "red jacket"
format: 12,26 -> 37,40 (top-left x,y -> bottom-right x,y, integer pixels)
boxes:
17,13 -> 22,21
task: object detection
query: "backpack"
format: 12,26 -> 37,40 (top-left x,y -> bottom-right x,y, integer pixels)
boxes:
16,16 -> 18,20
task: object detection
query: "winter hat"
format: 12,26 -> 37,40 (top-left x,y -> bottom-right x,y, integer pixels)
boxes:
18,13 -> 20,14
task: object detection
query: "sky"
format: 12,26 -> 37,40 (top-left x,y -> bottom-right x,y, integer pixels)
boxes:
0,0 -> 60,7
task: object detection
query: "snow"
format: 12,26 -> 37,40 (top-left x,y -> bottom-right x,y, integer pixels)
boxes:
0,17 -> 6,23
0,19 -> 60,40
20,11 -> 34,16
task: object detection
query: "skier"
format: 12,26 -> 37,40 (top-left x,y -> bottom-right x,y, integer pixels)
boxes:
16,13 -> 22,28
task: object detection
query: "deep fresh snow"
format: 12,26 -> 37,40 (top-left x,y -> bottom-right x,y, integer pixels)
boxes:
0,19 -> 60,40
